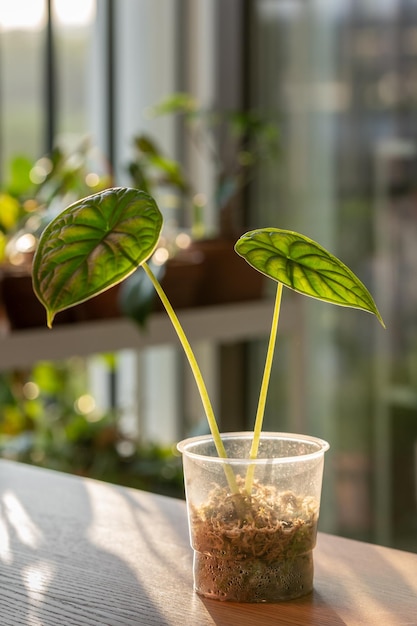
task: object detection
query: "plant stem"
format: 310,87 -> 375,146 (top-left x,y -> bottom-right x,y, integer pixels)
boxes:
245,282 -> 283,494
142,261 -> 239,494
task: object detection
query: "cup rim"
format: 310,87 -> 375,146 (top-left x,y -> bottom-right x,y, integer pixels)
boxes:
177,431 -> 330,464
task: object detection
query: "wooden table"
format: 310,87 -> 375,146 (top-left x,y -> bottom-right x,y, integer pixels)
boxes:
1,459 -> 416,625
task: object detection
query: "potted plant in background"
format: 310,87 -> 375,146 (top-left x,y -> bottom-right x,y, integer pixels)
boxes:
127,93 -> 280,307
119,132 -> 206,324
31,186 -> 384,602
0,141 -> 111,328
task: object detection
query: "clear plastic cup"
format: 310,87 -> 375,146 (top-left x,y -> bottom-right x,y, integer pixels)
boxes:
177,431 -> 329,602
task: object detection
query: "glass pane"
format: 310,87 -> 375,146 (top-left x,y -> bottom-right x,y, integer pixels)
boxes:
0,0 -> 46,178
250,0 -> 417,551
52,0 -> 96,143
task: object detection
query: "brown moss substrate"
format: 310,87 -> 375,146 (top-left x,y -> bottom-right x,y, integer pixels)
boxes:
190,477 -> 319,602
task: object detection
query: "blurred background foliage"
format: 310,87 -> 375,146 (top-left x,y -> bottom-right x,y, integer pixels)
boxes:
0,359 -> 183,498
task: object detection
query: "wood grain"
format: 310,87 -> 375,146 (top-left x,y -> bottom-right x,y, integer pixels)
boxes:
0,459 -> 416,625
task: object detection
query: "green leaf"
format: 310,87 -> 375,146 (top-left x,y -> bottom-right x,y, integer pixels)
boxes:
150,92 -> 198,117
235,228 -> 385,326
134,134 -> 160,155
7,155 -> 34,197
0,193 -> 20,231
32,187 -> 163,327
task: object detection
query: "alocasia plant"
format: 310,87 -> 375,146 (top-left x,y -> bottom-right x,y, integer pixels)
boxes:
32,186 -> 384,492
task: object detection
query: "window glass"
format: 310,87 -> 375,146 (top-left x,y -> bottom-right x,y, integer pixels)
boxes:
0,0 -> 96,178
53,0 -> 96,143
250,0 -> 417,551
0,0 -> 46,177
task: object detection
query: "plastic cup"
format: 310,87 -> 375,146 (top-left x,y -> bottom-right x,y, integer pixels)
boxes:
177,431 -> 329,602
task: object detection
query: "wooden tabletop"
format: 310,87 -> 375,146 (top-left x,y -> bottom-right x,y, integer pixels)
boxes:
1,459 -> 416,625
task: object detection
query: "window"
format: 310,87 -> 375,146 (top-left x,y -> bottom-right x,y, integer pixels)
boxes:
249,0 -> 417,551
0,0 -> 96,176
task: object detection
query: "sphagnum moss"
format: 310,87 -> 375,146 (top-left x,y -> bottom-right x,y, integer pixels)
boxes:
190,477 -> 318,601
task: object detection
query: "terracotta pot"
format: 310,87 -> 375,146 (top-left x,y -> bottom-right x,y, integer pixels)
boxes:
188,237 -> 265,306
0,265 -> 75,330
153,250 -> 205,311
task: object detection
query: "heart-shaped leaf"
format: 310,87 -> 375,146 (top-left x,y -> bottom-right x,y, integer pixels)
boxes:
32,187 -> 163,327
235,228 -> 385,326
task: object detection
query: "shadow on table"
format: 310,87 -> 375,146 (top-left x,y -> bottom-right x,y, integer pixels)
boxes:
0,461 -> 171,626
199,590 -> 347,626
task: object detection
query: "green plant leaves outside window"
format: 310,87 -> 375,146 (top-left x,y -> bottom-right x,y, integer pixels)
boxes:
32,187 -> 163,328
235,228 -> 385,327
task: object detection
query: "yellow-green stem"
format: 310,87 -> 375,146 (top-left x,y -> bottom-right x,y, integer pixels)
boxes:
245,282 -> 283,493
143,262 -> 239,494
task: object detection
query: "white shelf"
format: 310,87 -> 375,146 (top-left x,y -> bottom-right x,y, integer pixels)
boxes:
0,299 -> 296,371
